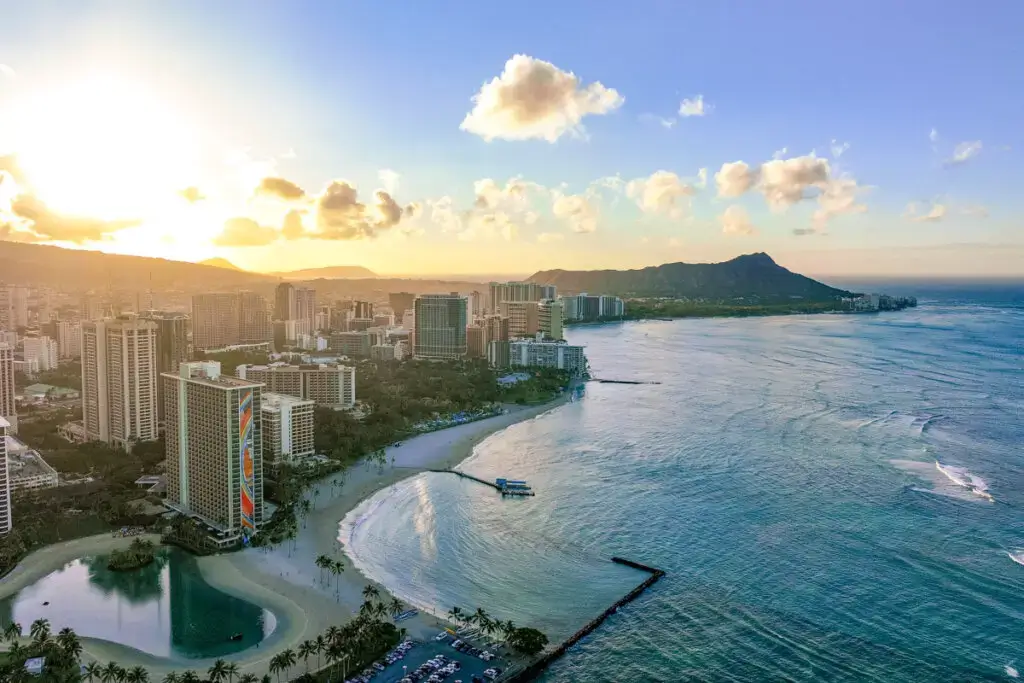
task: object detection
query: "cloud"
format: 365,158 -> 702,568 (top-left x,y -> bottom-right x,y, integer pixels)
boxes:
678,95 -> 708,117
944,141 -> 982,166
961,205 -> 989,218
428,196 -> 464,233
772,147 -> 788,160
460,54 -> 624,142
464,211 -> 519,241
830,140 -> 850,158
639,113 -> 676,129
310,180 -> 412,240
792,227 -> 821,236
667,237 -> 683,247
473,177 -> 541,210
552,192 -> 599,233
537,232 -> 564,243
695,168 -> 708,190
715,161 -> 759,198
929,128 -> 939,143
281,210 -> 307,239
903,202 -> 946,222
378,169 -> 400,194
256,176 -> 307,200
214,217 -> 279,247
178,186 -> 206,203
6,194 -> 139,243
811,177 -> 866,230
719,205 -> 756,236
758,156 -> 831,210
625,170 -> 697,218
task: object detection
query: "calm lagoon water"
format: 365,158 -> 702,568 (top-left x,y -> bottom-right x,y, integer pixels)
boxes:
344,292 -> 1024,682
0,548 -> 276,659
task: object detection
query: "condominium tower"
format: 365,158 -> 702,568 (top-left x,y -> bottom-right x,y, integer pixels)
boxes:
81,319 -> 159,447
414,294 -> 468,359
0,343 -> 17,433
487,282 -> 550,315
163,361 -> 264,538
261,392 -> 315,466
0,417 -> 10,534
192,292 -> 273,350
236,363 -> 356,409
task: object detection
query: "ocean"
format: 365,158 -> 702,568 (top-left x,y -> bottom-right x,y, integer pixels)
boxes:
342,287 -> 1024,682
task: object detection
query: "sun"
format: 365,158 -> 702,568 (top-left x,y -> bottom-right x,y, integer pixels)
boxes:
8,72 -> 200,221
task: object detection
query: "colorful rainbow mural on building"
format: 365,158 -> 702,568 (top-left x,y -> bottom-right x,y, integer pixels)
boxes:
239,389 -> 256,532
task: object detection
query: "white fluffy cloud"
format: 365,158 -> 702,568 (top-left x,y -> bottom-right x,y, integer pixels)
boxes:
460,55 -> 624,142
378,169 -> 400,194
830,140 -> 850,158
719,206 -> 756,236
758,156 -> 831,210
313,180 -> 411,239
552,192 -> 599,233
473,177 -> 541,210
715,161 -> 759,198
903,202 -> 947,222
427,196 -> 464,233
678,95 -> 708,117
944,141 -> 982,166
625,170 -> 697,218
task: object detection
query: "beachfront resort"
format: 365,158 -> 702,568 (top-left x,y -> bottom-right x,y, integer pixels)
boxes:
0,285 -> 607,682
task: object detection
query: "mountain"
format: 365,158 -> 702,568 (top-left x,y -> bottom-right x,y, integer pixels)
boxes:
199,257 -> 245,271
530,253 -> 852,302
270,265 -> 378,280
0,241 -> 273,290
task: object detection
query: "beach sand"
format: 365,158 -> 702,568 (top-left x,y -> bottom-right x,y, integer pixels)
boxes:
0,397 -> 570,680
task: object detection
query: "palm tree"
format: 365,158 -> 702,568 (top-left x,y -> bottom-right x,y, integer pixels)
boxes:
261,676 -> 272,683
238,675 -> 258,683
361,584 -> 380,602
7,640 -> 24,663
3,621 -> 21,643
473,607 -> 489,632
314,555 -> 329,583
280,648 -> 297,680
332,560 -> 344,591
57,626 -> 83,660
298,639 -> 316,672
268,654 -> 284,683
83,662 -> 103,683
314,634 -> 326,671
207,659 -> 228,683
224,662 -> 240,683
502,619 -> 517,643
179,673 -> 201,683
448,606 -> 464,628
161,673 -> 180,683
389,597 -> 404,619
29,618 -> 51,645
101,662 -> 125,683
126,666 -> 150,683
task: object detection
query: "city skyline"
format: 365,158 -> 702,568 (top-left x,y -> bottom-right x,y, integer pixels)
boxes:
0,1 -> 1021,278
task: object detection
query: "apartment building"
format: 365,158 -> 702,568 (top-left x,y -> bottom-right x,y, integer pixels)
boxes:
261,392 -> 315,466
0,417 -> 10,534
236,362 -> 356,409
509,336 -> 588,377
0,343 -> 16,434
56,320 -> 82,359
81,319 -> 159,447
23,335 -> 58,372
414,294 -> 467,359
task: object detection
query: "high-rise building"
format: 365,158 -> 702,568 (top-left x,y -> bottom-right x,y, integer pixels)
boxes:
274,283 -> 296,321
236,363 -> 356,409
538,299 -> 564,341
191,293 -> 239,350
56,320 -> 82,359
373,313 -> 395,328
331,331 -> 373,358
388,293 -> 415,324
353,301 -> 374,320
488,282 -> 545,314
23,335 -> 58,371
261,392 -> 315,466
510,337 -> 587,376
558,295 -> 581,322
163,361 -> 264,539
483,315 -> 510,344
295,288 -> 317,336
0,285 -> 29,330
414,294 -> 468,359
487,340 -> 511,369
540,285 -> 557,301
468,291 -> 484,319
502,301 -> 541,339
599,296 -> 625,318
238,292 -> 273,344
0,343 -> 17,434
140,313 -> 191,376
0,417 -> 10,534
466,324 -> 487,358
81,319 -> 159,447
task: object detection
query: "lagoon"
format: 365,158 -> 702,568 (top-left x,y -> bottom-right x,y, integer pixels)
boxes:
0,547 -> 276,660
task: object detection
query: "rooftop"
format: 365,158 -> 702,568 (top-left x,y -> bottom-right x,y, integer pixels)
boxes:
262,392 -> 314,410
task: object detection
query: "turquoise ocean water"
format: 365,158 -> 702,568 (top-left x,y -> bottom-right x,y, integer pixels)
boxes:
344,290 -> 1023,682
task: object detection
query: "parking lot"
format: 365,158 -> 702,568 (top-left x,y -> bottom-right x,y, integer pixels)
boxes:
372,632 -> 507,683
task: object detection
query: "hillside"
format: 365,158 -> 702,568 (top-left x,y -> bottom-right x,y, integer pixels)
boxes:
199,257 -> 245,271
0,241 -> 273,291
530,253 -> 852,302
271,265 -> 378,280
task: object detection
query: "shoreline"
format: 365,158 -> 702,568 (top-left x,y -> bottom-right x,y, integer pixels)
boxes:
0,393 -> 574,679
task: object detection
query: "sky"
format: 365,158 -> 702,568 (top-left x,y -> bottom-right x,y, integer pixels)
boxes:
0,1 -> 1021,278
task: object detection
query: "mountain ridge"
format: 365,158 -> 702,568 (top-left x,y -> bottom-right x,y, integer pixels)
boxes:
268,265 -> 378,280
530,253 -> 853,301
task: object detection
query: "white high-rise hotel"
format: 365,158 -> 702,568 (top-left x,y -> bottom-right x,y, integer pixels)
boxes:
0,416 -> 11,534
81,319 -> 159,447
0,343 -> 16,433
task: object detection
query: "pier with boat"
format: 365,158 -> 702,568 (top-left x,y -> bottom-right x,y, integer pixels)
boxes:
430,469 -> 537,496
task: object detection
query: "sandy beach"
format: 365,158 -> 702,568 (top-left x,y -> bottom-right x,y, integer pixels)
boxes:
0,396 -> 571,680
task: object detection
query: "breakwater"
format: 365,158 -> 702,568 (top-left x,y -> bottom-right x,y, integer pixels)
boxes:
503,558 -> 665,682
593,379 -> 662,385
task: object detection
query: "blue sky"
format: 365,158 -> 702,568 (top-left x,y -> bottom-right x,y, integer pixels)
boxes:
0,1 -> 1020,276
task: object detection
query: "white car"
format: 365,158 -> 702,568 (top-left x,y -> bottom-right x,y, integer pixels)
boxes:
435,632 -> 449,641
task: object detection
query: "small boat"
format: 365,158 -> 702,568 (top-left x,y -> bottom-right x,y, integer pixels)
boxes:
229,633 -> 243,642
